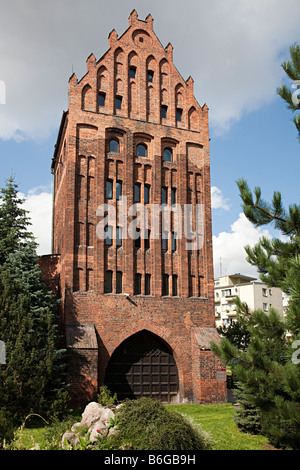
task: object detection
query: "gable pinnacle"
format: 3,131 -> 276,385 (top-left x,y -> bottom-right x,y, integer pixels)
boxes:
129,9 -> 138,26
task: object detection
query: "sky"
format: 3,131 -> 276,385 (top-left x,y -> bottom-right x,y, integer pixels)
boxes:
0,0 -> 299,279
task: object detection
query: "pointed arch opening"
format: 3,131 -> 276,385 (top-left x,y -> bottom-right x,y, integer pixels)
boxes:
104,330 -> 179,403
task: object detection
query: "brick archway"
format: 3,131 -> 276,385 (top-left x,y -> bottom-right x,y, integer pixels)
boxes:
104,330 -> 179,403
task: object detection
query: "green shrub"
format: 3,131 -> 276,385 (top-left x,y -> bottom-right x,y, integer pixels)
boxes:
97,385 -> 117,406
0,408 -> 15,447
106,397 -> 212,450
233,382 -> 262,435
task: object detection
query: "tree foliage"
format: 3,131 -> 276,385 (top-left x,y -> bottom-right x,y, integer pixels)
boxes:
277,43 -> 300,140
0,175 -> 34,264
212,44 -> 300,449
0,176 -> 67,442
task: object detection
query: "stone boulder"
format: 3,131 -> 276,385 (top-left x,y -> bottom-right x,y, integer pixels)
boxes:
62,402 -> 117,449
62,432 -> 80,449
71,402 -> 106,432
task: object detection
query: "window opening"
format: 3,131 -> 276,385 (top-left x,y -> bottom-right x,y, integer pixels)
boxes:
109,139 -> 119,153
105,270 -> 113,293
98,92 -> 106,107
106,180 -> 113,199
129,66 -> 136,79
163,274 -> 169,296
116,180 -> 122,200
137,143 -> 147,157
134,183 -> 141,203
172,275 -> 178,296
161,105 -> 167,119
164,147 -> 172,162
147,70 -> 154,82
134,273 -> 142,294
116,271 -> 123,293
176,108 -> 183,122
145,274 -> 151,295
115,95 -> 122,110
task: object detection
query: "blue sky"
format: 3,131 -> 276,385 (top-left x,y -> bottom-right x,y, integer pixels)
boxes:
0,0 -> 299,278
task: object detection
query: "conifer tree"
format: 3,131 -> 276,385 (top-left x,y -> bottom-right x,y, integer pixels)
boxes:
0,175 -> 34,265
217,297 -> 251,351
0,176 -> 67,432
277,43 -> 300,140
212,44 -> 300,449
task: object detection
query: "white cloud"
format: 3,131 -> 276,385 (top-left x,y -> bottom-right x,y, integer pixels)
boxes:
0,0 -> 299,141
213,212 -> 272,278
211,186 -> 230,211
19,186 -> 53,255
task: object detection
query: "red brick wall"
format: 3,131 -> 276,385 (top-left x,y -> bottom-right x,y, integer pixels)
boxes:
50,11 -> 226,405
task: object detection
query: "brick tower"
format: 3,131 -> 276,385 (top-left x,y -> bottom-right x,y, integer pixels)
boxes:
48,10 -> 226,406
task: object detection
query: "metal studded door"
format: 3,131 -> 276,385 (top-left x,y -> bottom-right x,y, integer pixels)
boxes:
105,330 -> 179,403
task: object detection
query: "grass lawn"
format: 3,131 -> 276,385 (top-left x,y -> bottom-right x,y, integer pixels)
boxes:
168,403 -> 271,450
18,403 -> 272,450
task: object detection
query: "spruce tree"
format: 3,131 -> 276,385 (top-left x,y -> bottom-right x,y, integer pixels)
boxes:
0,175 -> 34,264
0,176 -> 67,433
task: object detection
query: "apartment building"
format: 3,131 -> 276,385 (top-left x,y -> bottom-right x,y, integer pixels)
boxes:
214,274 -> 284,327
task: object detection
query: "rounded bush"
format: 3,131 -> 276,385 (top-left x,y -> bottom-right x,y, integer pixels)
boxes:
108,397 -> 212,450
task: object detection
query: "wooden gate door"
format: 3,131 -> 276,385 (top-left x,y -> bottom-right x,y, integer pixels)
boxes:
105,330 -> 179,403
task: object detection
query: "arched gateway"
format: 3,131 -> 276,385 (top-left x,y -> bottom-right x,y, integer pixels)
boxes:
105,330 -> 179,403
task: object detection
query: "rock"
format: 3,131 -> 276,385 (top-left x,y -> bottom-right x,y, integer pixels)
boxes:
99,407 -> 115,426
71,402 -> 106,432
62,432 -> 80,449
64,402 -> 117,448
89,420 -> 108,443
88,408 -> 115,442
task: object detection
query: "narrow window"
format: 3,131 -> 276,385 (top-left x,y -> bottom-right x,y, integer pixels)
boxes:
162,232 -> 168,252
172,275 -> 178,296
109,139 -> 119,153
105,270 -> 113,293
171,187 -> 176,205
116,226 -> 122,247
116,180 -> 122,200
145,229 -> 150,250
137,143 -> 147,157
161,105 -> 168,119
147,70 -> 154,82
129,66 -> 136,79
105,225 -> 113,246
176,108 -> 183,122
164,147 -> 172,162
171,232 -> 177,252
115,95 -> 122,110
116,271 -> 122,294
98,92 -> 106,107
144,184 -> 150,204
135,228 -> 141,249
145,274 -> 151,295
134,273 -> 142,295
106,180 -> 113,199
134,183 -> 141,203
162,274 -> 169,296
162,187 -> 168,204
